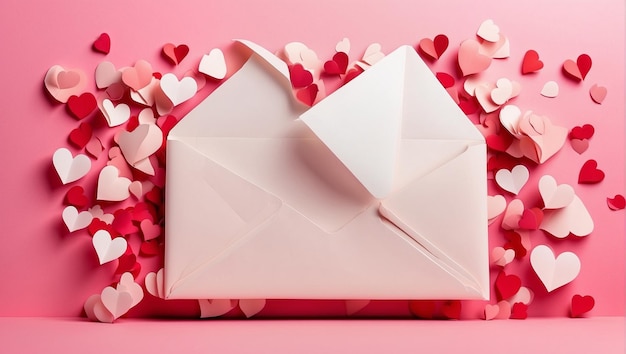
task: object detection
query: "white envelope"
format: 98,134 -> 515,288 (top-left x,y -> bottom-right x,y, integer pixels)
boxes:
164,40 -> 489,300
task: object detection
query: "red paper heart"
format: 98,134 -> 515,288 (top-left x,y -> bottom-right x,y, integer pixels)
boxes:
487,154 -> 520,172
408,300 -> 437,319
458,39 -> 492,76
495,271 -> 522,300
125,115 -> 139,132
518,208 -> 544,230
510,302 -> 528,319
324,52 -> 349,75
607,194 -> 625,210
87,218 -> 115,237
162,43 -> 189,65
441,300 -> 462,320
486,132 -> 514,152
503,231 -> 527,259
571,295 -> 595,317
68,122 -> 93,149
418,34 -> 449,60
93,33 -> 111,54
578,159 -> 605,184
457,92 -> 479,115
67,93 -> 97,120
64,186 -> 89,208
570,124 -> 595,140
140,240 -> 161,257
563,54 -> 592,81
343,67 -> 363,85
115,247 -> 136,274
521,50 -> 543,74
112,208 -> 139,236
289,64 -> 313,88
433,34 -> 449,58
145,187 -> 163,206
296,84 -> 318,107
436,72 -> 455,89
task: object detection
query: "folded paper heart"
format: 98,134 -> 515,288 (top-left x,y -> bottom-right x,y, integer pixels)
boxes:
97,165 -> 131,202
67,93 -> 97,120
288,63 -> 314,88
502,198 -> 524,230
491,246 -> 515,267
160,74 -> 197,106
92,33 -> 111,54
458,39 -> 492,76
116,272 -> 144,307
607,194 -> 625,211
92,230 -> 128,265
531,245 -> 580,292
539,175 -> 575,209
361,43 -> 385,66
570,139 -> 589,154
100,99 -> 130,127
122,60 -> 153,91
571,294 -> 595,317
562,54 -> 592,81
589,84 -> 607,104
53,148 -> 91,184
487,194 -> 506,222
418,34 -> 448,60
118,123 -> 163,167
578,159 -> 605,184
198,48 -> 227,80
477,19 -> 500,42
540,192 -> 593,238
521,50 -> 543,74
495,271 -> 521,300
540,81 -> 559,98
68,122 -> 93,149
95,61 -> 122,89
198,299 -> 238,318
64,185 -> 89,208
62,206 -> 93,232
324,52 -> 349,75
495,165 -> 529,195
570,124 -> 595,140
44,65 -> 88,103
508,286 -> 534,305
162,43 -> 189,65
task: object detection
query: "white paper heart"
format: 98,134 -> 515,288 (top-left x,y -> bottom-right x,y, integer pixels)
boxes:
501,199 -> 524,230
160,73 -> 197,106
92,230 -> 127,265
487,195 -> 506,221
116,272 -> 144,307
540,195 -> 594,238
53,148 -> 91,184
198,299 -> 238,318
495,165 -> 529,195
95,61 -> 122,89
508,286 -> 534,305
530,245 -> 581,292
499,105 -> 522,136
117,124 -> 163,165
491,246 -> 515,267
62,206 -> 93,232
96,165 -> 131,202
538,175 -> 575,209
100,286 -> 133,319
335,38 -> 351,54
362,43 -> 384,66
477,19 -> 500,42
88,205 -> 114,224
100,99 -> 130,127
541,81 -> 559,98
137,108 -> 156,125
491,78 -> 513,105
238,299 -> 266,318
198,48 -> 227,80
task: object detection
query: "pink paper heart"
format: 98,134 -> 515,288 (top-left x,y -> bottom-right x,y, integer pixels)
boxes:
239,299 -> 266,318
118,124 -> 163,166
458,39 -> 492,76
475,83 -> 500,113
122,60 -> 153,91
95,61 -> 122,89
502,199 -> 524,230
53,147 -> 91,184
116,272 -> 144,307
540,195 -> 594,238
199,299 -> 238,318
531,245 -> 581,292
487,194 -> 507,221
44,65 -> 88,103
589,84 -> 607,104
570,138 -> 589,154
539,175 -> 575,209
477,19 -> 500,42
100,286 -> 133,319
140,219 -> 161,241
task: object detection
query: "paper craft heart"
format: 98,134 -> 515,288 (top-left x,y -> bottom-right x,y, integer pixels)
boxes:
495,271 -> 521,300
100,99 -> 130,127
487,194 -> 506,222
92,230 -> 127,265
571,295 -> 595,317
68,122 -> 93,149
521,50 -> 543,74
510,302 -> 528,319
578,159 -> 604,184
540,81 -> 559,98
118,124 -> 163,166
484,301 -> 511,320
239,299 -> 266,318
160,73 -> 197,106
140,219 -> 161,241
100,286 -> 133,319
53,148 -> 91,184
162,43 -> 189,65
95,61 -> 122,89
64,185 -> 89,208
144,269 -> 164,298
531,245 -> 581,292
62,206 -> 93,232
491,247 -> 515,267
418,34 -> 449,60
122,60 -> 153,91
539,175 -> 575,209
477,19 -> 500,42
562,54 -> 592,81
336,38 -> 350,54
475,83 -> 499,113
44,65 -> 88,103
199,299 -> 238,318
324,52 -> 349,75
198,48 -> 227,80
589,84 -> 607,104
458,39 -> 492,76
97,165 -> 131,201
289,64 -> 314,88
441,300 -> 462,320
67,93 -> 97,120
570,124 -> 595,140
361,43 -> 384,66
495,165 -> 529,195
84,294 -> 114,323
296,84 -> 318,106
570,139 -> 589,154
607,194 -> 625,210
116,272 -> 144,307
502,199 -> 524,230
93,33 -> 111,54
490,78 -> 517,105
541,194 -> 594,238
508,286 -> 534,305
518,208 -> 544,230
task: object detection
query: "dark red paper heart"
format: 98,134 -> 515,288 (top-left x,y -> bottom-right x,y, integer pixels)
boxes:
126,115 -> 140,132
64,186 -> 89,208
67,93 -> 97,120
115,247 -> 136,274
495,271 -> 522,301
68,122 -> 93,149
296,84 -> 318,106
607,194 -> 626,210
510,302 -> 528,319
436,72 -> 455,89
92,33 -> 111,54
87,218 -> 116,237
173,45 -> 189,63
521,50 -> 543,74
570,124 -> 595,140
487,154 -> 520,172
578,159 -> 605,184
162,44 -> 189,65
458,92 -> 480,115
289,64 -> 313,88
441,300 -> 462,320
571,294 -> 595,317
518,208 -> 544,230
433,34 -> 449,58
324,52 -> 349,75
576,54 -> 592,80
503,230 -> 527,259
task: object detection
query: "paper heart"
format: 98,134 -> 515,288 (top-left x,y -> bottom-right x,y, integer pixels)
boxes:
531,245 -> 581,292
239,299 -> 266,318
491,246 -> 515,267
540,81 -> 559,98
64,185 -> 89,208
122,60 -> 153,91
95,61 -> 122,89
162,43 -> 189,65
570,124 -> 595,140
495,165 -> 529,195
84,294 -> 114,323
88,205 -> 114,224
283,42 -> 318,67
441,300 -> 462,320
435,72 -> 455,89
484,304 -> 500,320
539,175 -> 575,209
541,194 -> 594,238
92,230 -> 127,265
518,207 -> 544,230
458,39 -> 492,76
53,148 -> 91,184
570,139 -> 589,154
140,219 -> 161,241
571,295 -> 595,317
67,93 -> 97,120
484,301 -> 513,320
117,272 -> 144,307
519,113 -> 568,164
97,165 -> 131,201
504,230 -> 531,258
589,84 -> 607,104
562,54 -> 592,81
144,269 -> 163,298
93,33 -> 111,54
130,77 -> 159,107
499,105 -> 521,136
578,159 -> 605,184
100,99 -> 130,127
159,73 -> 197,106
288,64 -> 313,88
418,34 -> 448,60
62,206 -> 93,232
296,84 -> 318,106
521,50 -> 543,74
68,122 -> 93,149
508,286 -> 534,305
44,65 -> 88,103
345,300 -> 371,316
474,83 -> 499,113
607,194 -> 625,210
477,19 -> 500,42
487,194 -> 506,221
510,302 -> 528,319
105,83 -> 126,101
490,78 -> 514,105
495,271 -> 521,300
198,48 -> 227,80
361,43 -> 384,66
100,286 -> 133,319
199,299 -> 238,318
502,199 -> 524,230
491,37 -> 510,59
118,124 -> 163,166
324,52 -> 349,75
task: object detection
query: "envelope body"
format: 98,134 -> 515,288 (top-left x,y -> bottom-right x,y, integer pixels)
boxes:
164,41 -> 489,300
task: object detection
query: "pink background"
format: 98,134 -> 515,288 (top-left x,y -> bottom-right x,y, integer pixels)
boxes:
0,0 -> 624,321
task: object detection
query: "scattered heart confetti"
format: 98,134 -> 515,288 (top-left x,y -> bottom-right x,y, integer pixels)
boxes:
589,84 -> 607,104
570,124 -> 595,140
418,34 -> 449,60
68,122 -> 93,149
95,61 -> 122,89
578,159 -> 605,184
571,294 -> 595,318
607,194 -> 625,211
53,148 -> 91,184
92,230 -> 127,265
162,43 -> 189,65
198,48 -> 227,80
122,60 -> 153,91
521,50 -> 543,74
93,33 -> 111,54
540,81 -> 559,98
324,52 -> 349,75
502,199 -> 524,230
491,246 -> 515,267
495,271 -> 522,300
510,302 -> 528,319
495,165 -> 529,195
541,194 -> 594,238
487,194 -> 506,222
296,84 -> 318,106
518,207 -> 544,230
570,139 -> 589,154
531,245 -> 581,292
289,64 -> 314,88
562,54 -> 592,81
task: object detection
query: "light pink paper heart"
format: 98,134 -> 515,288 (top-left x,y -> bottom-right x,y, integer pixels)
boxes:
589,84 -> 607,104
95,61 -> 122,89
499,105 -> 522,136
539,175 -> 575,209
502,199 -> 524,230
519,113 -> 568,164
100,99 -> 130,127
570,139 -> 589,154
121,59 -> 153,91
484,304 -> 500,320
144,268 -> 164,298
92,230 -> 127,265
335,38 -> 350,54
475,83 -> 500,113
540,81 -> 559,98
62,206 -> 93,232
490,78 -> 513,105
199,48 -> 227,80
97,165 -> 131,202
487,195 -> 507,222
44,65 -> 88,103
458,39 -> 492,76
495,165 -> 529,195
88,205 -> 114,224
116,272 -> 144,307
491,246 -> 515,267
508,286 -> 534,305
100,286 -> 133,319
140,219 -> 161,241
239,299 -> 266,318
540,194 -> 594,238
361,43 -> 385,66
531,245 -> 581,292
159,73 -> 197,106
199,299 -> 238,318
53,147 -> 91,184
118,124 -> 163,166
477,19 -> 500,42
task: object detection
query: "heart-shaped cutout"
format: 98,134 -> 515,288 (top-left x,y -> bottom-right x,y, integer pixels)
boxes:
97,165 -> 131,202
495,165 -> 529,195
92,230 -> 128,265
539,175 -> 575,209
199,48 -> 227,80
531,245 -> 580,292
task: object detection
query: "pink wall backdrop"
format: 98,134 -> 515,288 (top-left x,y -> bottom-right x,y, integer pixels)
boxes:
0,0 -> 623,318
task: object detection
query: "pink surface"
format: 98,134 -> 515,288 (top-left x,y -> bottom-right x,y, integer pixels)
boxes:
0,0 -> 624,319
0,317 -> 624,353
